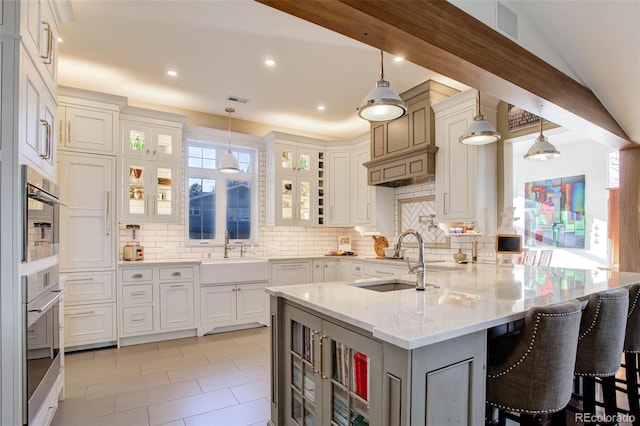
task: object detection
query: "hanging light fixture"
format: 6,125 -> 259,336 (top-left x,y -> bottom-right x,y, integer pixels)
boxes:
219,107 -> 240,173
458,91 -> 501,145
524,116 -> 560,161
357,49 -> 407,122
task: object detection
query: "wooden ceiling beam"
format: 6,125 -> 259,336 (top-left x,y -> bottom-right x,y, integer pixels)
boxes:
257,0 -> 632,148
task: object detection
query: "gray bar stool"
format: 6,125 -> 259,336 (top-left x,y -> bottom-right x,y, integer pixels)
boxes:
623,283 -> 640,425
570,288 -> 629,426
486,299 -> 582,425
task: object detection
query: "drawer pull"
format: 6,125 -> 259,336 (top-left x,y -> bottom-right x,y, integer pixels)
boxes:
65,277 -> 95,282
171,271 -> 182,277
131,273 -> 144,279
355,266 -> 361,271
130,291 -> 145,297
170,284 -> 184,288
65,310 -> 95,316
131,318 -> 145,322
375,270 -> 394,276
282,264 -> 304,268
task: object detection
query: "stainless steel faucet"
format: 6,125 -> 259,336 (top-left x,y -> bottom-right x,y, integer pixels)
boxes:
394,229 -> 428,291
224,230 -> 233,258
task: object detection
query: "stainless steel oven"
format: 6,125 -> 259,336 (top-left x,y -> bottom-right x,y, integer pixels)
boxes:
21,165 -> 64,263
23,265 -> 64,425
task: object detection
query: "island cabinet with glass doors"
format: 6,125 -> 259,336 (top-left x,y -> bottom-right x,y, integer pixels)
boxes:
270,298 -> 487,426
120,106 -> 187,223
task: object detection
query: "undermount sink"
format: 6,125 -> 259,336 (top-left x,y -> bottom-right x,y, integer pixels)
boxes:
350,279 -> 436,292
200,257 -> 269,284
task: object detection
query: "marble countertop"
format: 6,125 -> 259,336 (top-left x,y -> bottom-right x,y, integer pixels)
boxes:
266,263 -> 640,350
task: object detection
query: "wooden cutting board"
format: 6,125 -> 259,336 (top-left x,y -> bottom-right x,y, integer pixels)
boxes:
372,235 -> 389,257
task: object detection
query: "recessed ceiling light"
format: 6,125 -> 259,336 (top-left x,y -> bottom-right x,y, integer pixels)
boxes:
393,56 -> 404,63
167,70 -> 178,77
57,36 -> 64,43
317,105 -> 326,111
265,59 -> 276,66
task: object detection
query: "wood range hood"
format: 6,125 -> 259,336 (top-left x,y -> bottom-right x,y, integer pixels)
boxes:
257,0 -> 632,150
363,80 -> 459,188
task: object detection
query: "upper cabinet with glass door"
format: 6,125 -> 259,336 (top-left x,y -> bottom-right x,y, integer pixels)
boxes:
120,106 -> 186,160
120,107 -> 187,223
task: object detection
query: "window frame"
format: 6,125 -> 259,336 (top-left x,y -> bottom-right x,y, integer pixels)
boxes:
184,133 -> 259,246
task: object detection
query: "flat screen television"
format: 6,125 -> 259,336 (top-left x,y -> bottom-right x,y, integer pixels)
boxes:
495,234 -> 523,254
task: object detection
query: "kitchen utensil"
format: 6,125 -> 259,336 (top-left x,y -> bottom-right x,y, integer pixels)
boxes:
372,235 -> 389,257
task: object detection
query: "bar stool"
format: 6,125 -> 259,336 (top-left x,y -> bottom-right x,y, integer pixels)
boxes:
623,283 -> 640,425
570,288 -> 629,425
486,299 -> 582,425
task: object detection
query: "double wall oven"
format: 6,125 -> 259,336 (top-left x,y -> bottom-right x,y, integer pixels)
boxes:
21,165 -> 65,425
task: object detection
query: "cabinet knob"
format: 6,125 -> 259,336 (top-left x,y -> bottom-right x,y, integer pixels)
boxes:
171,271 -> 182,277
132,273 -> 143,279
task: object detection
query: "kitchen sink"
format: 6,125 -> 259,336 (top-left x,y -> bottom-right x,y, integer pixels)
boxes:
200,257 -> 269,284
350,279 -> 436,292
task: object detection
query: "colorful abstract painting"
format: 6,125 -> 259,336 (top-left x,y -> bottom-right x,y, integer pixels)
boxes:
524,175 -> 585,248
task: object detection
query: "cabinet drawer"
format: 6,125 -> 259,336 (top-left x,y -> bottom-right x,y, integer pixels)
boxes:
121,268 -> 153,282
351,262 -> 363,275
122,306 -> 154,334
64,272 -> 116,305
159,266 -> 194,281
362,263 -> 406,277
64,304 -> 116,346
122,284 -> 153,305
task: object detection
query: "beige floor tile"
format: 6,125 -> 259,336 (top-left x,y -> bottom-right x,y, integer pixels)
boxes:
141,351 -> 210,376
77,406 -> 150,426
197,366 -> 269,393
156,335 -> 216,350
168,359 -> 238,383
85,370 -> 170,400
158,421 -> 186,426
231,350 -> 270,370
148,388 -> 238,426
65,362 -> 142,389
116,346 -> 183,366
183,397 -> 270,426
62,384 -> 87,402
180,338 -> 240,356
116,380 -> 202,412
203,342 -> 259,363
52,394 -> 116,423
230,379 -> 270,403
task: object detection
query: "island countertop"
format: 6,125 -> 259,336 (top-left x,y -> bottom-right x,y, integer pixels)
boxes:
266,263 -> 640,350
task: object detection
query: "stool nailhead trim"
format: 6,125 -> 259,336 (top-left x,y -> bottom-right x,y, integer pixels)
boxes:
578,295 -> 628,341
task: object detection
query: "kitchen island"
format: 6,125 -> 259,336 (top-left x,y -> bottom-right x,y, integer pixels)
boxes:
266,263 -> 640,426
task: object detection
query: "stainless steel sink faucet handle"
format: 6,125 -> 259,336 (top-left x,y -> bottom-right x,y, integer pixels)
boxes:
395,229 -> 428,291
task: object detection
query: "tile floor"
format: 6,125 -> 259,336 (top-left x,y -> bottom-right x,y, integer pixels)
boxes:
52,327 -> 271,426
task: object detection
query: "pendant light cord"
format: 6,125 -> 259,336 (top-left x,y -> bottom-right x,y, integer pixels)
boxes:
379,49 -> 385,81
225,107 -> 235,150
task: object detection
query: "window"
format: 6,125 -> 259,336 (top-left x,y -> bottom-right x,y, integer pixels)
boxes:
186,140 -> 257,244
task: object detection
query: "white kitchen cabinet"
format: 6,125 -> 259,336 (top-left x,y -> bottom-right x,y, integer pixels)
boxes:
122,157 -> 178,223
350,141 -> 395,236
327,150 -> 351,225
19,48 -> 57,181
160,281 -> 194,330
120,107 -> 185,224
433,90 -> 498,235
350,261 -> 363,280
266,133 -> 325,226
119,263 -> 197,344
362,262 -> 407,278
312,259 -> 350,283
58,152 -> 116,271
270,261 -> 313,286
200,282 -> 268,329
19,0 -> 59,95
64,304 -> 116,347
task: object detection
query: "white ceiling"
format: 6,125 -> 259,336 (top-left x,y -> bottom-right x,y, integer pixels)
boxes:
57,0 -> 639,143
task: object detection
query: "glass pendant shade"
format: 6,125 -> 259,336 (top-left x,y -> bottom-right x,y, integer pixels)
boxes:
524,118 -> 560,161
219,107 -> 240,173
459,91 -> 500,145
357,50 -> 406,122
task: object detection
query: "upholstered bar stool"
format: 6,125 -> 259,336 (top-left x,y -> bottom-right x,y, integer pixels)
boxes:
571,288 -> 629,426
486,299 -> 582,425
623,283 -> 640,425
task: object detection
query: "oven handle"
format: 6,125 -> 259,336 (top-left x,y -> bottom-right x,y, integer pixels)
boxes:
28,289 -> 66,314
27,186 -> 67,207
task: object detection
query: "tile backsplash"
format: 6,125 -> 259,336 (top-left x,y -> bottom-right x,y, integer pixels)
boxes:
119,176 -> 497,264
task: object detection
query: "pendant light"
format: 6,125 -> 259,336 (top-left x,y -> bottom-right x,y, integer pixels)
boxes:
357,50 -> 407,122
219,107 -> 240,173
524,116 -> 560,161
458,91 -> 501,145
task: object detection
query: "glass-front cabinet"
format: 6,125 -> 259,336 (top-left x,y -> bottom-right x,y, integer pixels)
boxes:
277,145 -> 318,175
122,121 -> 180,159
276,177 -> 316,226
284,305 -> 382,426
122,158 -> 177,222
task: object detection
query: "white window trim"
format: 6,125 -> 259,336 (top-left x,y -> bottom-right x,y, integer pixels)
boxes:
183,126 -> 260,246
